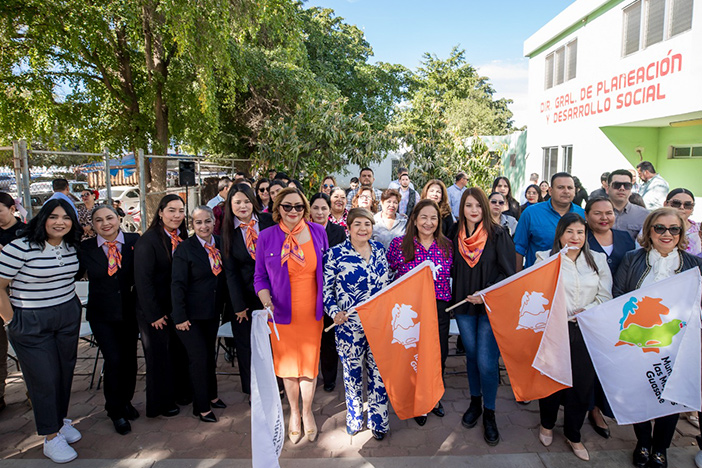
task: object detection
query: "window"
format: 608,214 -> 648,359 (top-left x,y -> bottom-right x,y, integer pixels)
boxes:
544,39 -> 577,90
542,147 -> 558,181
670,145 -> 702,158
562,145 -> 573,174
623,0 -> 694,56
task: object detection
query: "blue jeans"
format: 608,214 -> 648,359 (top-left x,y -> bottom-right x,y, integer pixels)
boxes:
454,313 -> 500,410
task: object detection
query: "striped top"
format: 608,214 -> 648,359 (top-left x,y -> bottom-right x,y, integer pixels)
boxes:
0,238 -> 78,308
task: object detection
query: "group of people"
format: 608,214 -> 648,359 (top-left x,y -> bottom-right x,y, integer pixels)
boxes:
0,162 -> 700,468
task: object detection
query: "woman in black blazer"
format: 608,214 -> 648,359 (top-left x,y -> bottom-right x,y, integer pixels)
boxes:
221,184 -> 275,396
77,204 -> 139,435
134,194 -> 191,418
172,206 -> 226,422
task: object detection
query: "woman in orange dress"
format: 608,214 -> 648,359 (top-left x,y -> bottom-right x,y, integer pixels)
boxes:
254,187 -> 328,444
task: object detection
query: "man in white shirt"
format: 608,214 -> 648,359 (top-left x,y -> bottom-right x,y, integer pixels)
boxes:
447,172 -> 468,219
636,161 -> 669,210
206,177 -> 232,208
397,173 -> 419,216
519,173 -> 540,204
388,167 -> 414,191
346,167 -> 383,210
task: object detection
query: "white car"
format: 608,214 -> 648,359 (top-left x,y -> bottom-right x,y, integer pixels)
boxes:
99,186 -> 141,227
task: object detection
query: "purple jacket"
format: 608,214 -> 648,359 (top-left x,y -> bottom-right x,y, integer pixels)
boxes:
254,221 -> 329,324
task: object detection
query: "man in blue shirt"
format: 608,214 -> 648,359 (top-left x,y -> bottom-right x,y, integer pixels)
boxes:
513,172 -> 584,270
45,178 -> 79,217
447,172 -> 468,218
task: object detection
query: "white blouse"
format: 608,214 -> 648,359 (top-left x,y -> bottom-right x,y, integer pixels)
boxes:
535,250 -> 613,320
641,248 -> 680,287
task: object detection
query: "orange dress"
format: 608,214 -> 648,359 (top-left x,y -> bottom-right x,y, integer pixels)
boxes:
269,239 -> 323,378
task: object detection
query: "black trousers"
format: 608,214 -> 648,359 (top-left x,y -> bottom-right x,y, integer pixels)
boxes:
229,316 -> 252,394
138,316 -> 191,417
90,319 -> 139,420
633,413 -> 680,452
320,314 -> 338,387
7,297 -> 81,435
0,317 -> 7,399
539,322 -> 595,443
437,300 -> 450,376
176,319 -> 219,414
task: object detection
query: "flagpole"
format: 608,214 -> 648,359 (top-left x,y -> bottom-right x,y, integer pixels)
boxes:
446,298 -> 469,313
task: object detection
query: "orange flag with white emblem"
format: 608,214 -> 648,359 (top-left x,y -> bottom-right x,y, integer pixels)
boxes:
355,261 -> 444,420
478,252 -> 571,401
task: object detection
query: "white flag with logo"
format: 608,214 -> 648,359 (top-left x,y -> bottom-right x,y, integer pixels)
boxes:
577,268 -> 702,425
250,309 -> 284,467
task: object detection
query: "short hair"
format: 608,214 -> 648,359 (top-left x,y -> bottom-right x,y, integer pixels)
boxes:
638,207 -> 687,251
584,196 -> 613,214
217,177 -> 232,192
274,171 -> 290,182
360,167 -> 374,175
0,192 -> 15,210
600,172 -> 610,182
192,205 -> 215,222
607,169 -> 633,184
636,161 -> 656,173
350,177 -> 359,184
381,189 -> 401,203
347,207 -> 375,226
629,193 -> 646,207
309,192 -> 331,208
455,172 -> 467,183
550,172 -> 573,186
351,185 -> 379,212
52,178 -> 69,192
235,171 -> 246,178
529,172 -> 539,181
90,203 -> 120,223
397,167 -> 409,177
271,187 -> 310,224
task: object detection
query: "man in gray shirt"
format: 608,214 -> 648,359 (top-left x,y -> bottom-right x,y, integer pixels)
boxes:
636,161 -> 669,210
607,169 -> 649,241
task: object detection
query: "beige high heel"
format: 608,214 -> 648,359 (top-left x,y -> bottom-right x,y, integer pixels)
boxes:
288,417 -> 302,444
539,426 -> 553,447
303,414 -> 318,442
566,439 -> 590,461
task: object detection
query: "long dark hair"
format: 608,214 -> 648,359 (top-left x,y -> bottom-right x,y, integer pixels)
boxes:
23,198 -> 81,249
524,184 -> 544,203
550,213 -> 598,273
0,192 -> 15,210
458,187 -> 498,239
421,179 -> 452,219
222,184 -> 261,257
254,178 -> 270,207
492,176 -> 515,202
401,199 -> 452,262
147,194 -> 188,253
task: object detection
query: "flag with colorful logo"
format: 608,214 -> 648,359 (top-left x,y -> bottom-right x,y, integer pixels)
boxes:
355,261 -> 444,420
577,268 -> 702,424
477,252 -> 571,401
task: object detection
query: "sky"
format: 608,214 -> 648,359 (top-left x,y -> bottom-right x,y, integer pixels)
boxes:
306,0 -> 576,127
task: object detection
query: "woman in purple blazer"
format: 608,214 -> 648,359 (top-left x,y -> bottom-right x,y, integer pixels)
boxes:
254,187 -> 329,444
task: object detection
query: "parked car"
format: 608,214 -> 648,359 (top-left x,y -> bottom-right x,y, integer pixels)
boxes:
99,185 -> 141,223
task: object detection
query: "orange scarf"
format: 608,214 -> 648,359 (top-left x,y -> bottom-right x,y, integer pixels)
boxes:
203,242 -> 222,276
240,219 -> 258,260
105,241 -> 122,276
279,221 -> 306,267
165,228 -> 182,254
458,222 -> 488,268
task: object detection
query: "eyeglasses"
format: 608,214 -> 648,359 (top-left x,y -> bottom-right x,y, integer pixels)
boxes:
652,224 -> 682,236
359,195 -> 372,200
668,200 -> 694,210
610,181 -> 633,190
258,187 -> 269,193
490,199 -> 505,205
322,184 -> 334,189
280,204 -> 305,213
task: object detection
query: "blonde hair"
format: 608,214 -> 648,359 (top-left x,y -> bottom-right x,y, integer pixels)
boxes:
638,207 -> 688,251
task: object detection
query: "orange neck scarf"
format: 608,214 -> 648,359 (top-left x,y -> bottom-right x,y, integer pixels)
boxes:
105,241 -> 122,276
279,221 -> 306,267
203,242 -> 222,276
165,228 -> 181,254
240,219 -> 258,260
458,221 -> 488,268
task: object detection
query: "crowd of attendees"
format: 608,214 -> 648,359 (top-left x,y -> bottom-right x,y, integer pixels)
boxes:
0,161 -> 700,467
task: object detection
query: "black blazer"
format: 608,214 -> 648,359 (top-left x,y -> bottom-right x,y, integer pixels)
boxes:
223,212 -> 275,313
325,221 -> 346,248
135,229 -> 181,323
613,248 -> 702,297
77,232 -> 139,322
171,235 -> 226,323
588,228 -> 635,275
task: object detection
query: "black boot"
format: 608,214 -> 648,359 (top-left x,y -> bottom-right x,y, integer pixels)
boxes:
462,396 -> 482,429
483,408 -> 499,446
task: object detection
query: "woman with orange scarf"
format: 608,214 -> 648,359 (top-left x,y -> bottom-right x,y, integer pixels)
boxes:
254,187 -> 329,444
451,188 -> 516,446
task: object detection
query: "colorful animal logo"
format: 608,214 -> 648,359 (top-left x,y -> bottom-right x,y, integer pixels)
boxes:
516,291 -> 550,333
391,303 -> 420,349
616,296 -> 686,353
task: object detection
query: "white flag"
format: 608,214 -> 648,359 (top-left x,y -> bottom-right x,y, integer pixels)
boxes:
250,309 -> 284,468
577,268 -> 702,425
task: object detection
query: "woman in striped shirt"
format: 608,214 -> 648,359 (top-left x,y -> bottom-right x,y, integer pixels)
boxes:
0,198 -> 83,463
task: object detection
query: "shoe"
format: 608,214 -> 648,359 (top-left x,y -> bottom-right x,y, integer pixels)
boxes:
161,406 -> 180,417
632,443 -> 650,468
694,449 -> 702,468
112,418 -> 131,435
323,383 -> 336,392
588,411 -> 610,439
44,434 -> 78,463
648,451 -> 667,468
210,399 -> 227,409
414,415 -> 427,426
566,439 -> 590,461
346,426 -> 359,436
59,419 -> 82,444
517,400 -> 531,405
176,396 -> 193,406
0,397 -> 6,413
431,401 -> 445,418
305,422 -> 318,442
124,403 -> 140,421
288,417 -> 302,444
199,411 -> 217,423
538,426 -> 553,447
462,396 -> 483,429
483,408 -> 499,446
371,430 -> 386,440
688,412 -> 701,429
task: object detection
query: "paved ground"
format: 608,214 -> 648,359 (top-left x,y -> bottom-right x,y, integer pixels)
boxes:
1,338 -> 700,467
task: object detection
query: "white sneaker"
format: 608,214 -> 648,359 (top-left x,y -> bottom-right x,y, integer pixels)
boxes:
59,419 -> 82,444
695,450 -> 702,468
43,434 -> 77,463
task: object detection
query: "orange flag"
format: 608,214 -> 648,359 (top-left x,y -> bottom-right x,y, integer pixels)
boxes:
478,253 -> 571,401
355,261 -> 444,420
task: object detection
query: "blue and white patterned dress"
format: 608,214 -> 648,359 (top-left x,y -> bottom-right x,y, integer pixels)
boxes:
323,239 -> 391,433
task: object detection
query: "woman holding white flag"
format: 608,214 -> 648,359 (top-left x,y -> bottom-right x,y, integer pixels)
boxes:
323,208 -> 392,440
536,213 -> 612,461
614,207 -> 702,468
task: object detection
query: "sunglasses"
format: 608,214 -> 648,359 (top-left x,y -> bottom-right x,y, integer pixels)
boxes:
610,181 -> 633,190
490,199 -> 505,205
322,184 -> 334,189
668,200 -> 694,210
280,204 -> 305,213
81,193 -> 92,198
258,187 -> 269,193
652,224 -> 682,236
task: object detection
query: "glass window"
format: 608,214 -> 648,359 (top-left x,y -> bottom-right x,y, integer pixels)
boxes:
566,40 -> 577,81
623,0 -> 642,56
670,0 -> 693,37
645,0 -> 666,47
544,53 -> 554,90
562,146 -> 573,174
542,147 -> 558,182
